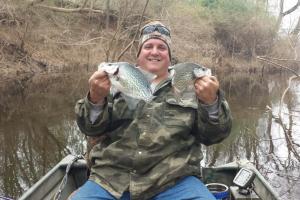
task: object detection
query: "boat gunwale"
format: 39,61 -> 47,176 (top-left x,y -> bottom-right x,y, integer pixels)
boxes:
19,156 -> 280,200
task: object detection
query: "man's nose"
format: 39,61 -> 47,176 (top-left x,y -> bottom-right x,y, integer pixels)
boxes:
150,47 -> 159,55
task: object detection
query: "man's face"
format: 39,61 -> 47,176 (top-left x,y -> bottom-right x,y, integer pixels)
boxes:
137,39 -> 170,79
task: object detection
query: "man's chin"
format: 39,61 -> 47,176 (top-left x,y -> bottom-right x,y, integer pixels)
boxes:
145,66 -> 160,73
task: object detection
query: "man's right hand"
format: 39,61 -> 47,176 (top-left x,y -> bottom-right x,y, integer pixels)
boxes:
88,69 -> 111,104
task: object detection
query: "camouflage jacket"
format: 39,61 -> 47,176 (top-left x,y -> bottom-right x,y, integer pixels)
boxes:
75,76 -> 232,200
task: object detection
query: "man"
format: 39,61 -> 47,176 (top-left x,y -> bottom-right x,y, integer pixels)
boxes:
72,21 -> 232,200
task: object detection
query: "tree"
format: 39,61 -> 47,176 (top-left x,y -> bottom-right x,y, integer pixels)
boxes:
275,0 -> 300,33
291,15 -> 300,46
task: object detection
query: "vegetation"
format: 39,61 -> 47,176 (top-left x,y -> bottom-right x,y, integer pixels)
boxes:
1,0 -> 299,102
202,0 -> 275,57
0,0 -> 299,77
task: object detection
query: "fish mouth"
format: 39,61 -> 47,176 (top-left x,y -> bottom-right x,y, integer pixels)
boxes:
100,63 -> 119,75
113,67 -> 119,75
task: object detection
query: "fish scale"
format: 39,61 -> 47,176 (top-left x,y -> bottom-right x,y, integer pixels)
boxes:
98,62 -> 155,105
172,62 -> 212,98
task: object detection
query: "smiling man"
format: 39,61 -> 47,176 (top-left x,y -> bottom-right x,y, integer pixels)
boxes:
136,21 -> 171,84
73,21 -> 232,200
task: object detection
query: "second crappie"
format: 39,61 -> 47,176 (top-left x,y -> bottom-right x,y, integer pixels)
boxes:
98,62 -> 155,103
171,62 -> 212,96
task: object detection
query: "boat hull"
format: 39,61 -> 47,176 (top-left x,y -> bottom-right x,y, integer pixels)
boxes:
19,155 -> 279,200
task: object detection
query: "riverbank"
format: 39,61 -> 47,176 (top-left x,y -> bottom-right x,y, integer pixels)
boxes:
1,0 -> 300,107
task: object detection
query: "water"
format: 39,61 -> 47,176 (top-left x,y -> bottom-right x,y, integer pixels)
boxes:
0,71 -> 299,199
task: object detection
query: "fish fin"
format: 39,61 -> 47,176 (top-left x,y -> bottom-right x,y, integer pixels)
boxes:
169,68 -> 176,79
137,67 -> 157,82
170,69 -> 176,88
121,93 -> 140,110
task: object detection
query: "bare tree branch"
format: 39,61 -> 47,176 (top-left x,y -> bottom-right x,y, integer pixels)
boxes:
104,17 -> 122,62
279,75 -> 299,116
272,74 -> 300,162
290,17 -> 300,49
258,57 -> 300,160
28,0 -> 45,6
257,56 -> 300,77
117,0 -> 150,61
34,4 -> 104,14
259,55 -> 300,62
287,35 -> 299,59
105,0 -> 110,29
282,0 -> 300,16
276,0 -> 300,34
276,116 -> 300,161
45,36 -> 107,46
81,0 -> 89,9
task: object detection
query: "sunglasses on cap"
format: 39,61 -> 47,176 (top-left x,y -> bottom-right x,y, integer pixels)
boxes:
141,24 -> 171,37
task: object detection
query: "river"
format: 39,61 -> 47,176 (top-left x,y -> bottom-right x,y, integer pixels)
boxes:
0,70 -> 299,199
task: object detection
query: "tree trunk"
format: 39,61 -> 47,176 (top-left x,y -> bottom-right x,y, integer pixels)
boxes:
275,0 -> 284,33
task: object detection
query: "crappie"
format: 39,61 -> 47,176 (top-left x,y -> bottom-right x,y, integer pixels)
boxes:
171,62 -> 211,98
98,62 -> 155,105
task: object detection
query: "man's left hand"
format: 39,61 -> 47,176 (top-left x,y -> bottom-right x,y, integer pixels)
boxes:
194,76 -> 219,105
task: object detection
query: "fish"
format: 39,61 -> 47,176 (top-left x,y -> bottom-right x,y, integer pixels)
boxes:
98,62 -> 156,108
171,62 -> 212,101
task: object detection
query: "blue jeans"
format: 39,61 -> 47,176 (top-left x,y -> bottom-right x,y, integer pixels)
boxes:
69,176 -> 216,200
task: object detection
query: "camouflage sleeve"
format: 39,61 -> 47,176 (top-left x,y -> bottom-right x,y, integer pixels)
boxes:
193,90 -> 232,146
75,95 -> 111,136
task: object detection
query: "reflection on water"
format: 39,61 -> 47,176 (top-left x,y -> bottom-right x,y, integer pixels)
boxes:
204,72 -> 300,200
0,72 -> 299,199
0,72 -> 88,198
